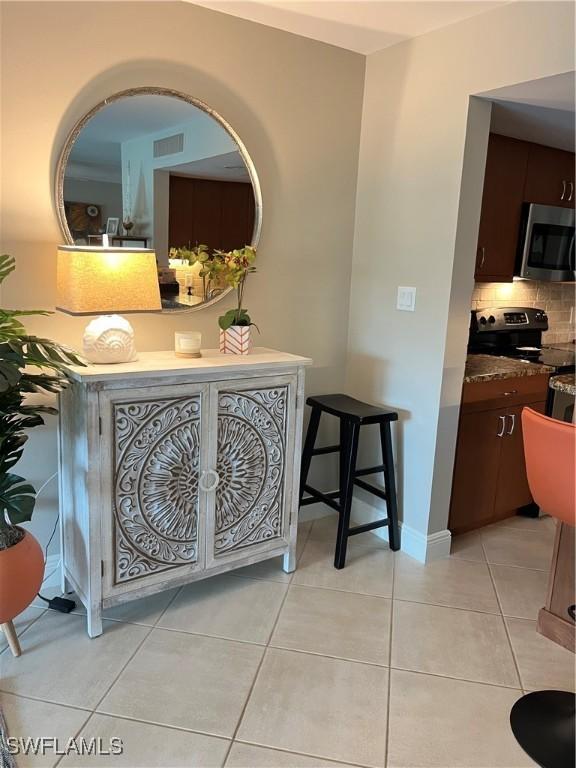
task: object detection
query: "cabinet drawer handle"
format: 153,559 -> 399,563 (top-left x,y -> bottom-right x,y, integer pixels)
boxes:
502,390 -> 518,397
199,469 -> 220,492
569,182 -> 574,202
479,246 -> 486,269
497,415 -> 506,437
507,414 -> 515,435
561,180 -> 567,201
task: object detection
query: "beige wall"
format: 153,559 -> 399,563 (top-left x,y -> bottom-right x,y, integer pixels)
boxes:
347,1 -> 575,556
0,1 -> 364,550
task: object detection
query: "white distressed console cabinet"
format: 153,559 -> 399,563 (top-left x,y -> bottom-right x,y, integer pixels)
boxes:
58,348 -> 311,636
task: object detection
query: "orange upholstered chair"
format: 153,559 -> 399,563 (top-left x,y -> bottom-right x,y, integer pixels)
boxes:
521,407 -> 576,526
509,407 -> 576,768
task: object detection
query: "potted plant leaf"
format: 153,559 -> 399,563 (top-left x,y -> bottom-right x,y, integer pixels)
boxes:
217,246 -> 258,355
0,254 -> 84,656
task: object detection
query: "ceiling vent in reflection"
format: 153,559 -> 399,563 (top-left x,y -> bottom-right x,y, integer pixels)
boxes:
153,133 -> 184,158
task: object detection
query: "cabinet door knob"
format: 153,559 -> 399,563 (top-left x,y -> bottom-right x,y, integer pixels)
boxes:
507,414 -> 515,435
497,415 -> 506,437
561,180 -> 567,201
199,469 -> 220,492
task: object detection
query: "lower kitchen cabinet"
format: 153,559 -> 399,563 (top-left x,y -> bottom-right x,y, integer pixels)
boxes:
494,402 -> 545,514
449,375 -> 549,535
449,409 -> 502,532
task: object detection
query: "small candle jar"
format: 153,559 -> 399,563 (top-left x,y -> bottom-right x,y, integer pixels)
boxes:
175,331 -> 202,358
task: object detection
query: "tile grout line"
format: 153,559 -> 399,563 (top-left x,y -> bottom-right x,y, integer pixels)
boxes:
89,627 -> 155,713
53,587 -> 186,768
451,553 -> 549,573
220,521 -> 315,765
392,596 -> 502,618
52,710 -> 95,768
384,547 -> 397,768
219,521 -> 314,587
0,691 -> 92,713
231,738 -> 370,768
483,541 -> 525,693
220,543 -> 301,768
70,708 -> 233,744
388,664 -> 524,692
390,667 -> 523,691
0,608 -> 48,657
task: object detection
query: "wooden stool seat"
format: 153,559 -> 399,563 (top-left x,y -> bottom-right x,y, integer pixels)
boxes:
299,393 -> 400,568
306,394 -> 398,425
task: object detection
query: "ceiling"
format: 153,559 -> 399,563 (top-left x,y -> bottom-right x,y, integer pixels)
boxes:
481,71 -> 575,112
482,72 -> 575,152
70,95 -> 217,167
187,0 -> 507,54
164,151 -> 250,181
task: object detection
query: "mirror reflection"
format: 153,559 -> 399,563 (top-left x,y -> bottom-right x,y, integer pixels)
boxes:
58,90 -> 260,311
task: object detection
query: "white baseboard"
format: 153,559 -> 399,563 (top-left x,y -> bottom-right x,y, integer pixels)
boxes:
42,554 -> 61,591
398,525 -> 452,563
337,494 -> 452,563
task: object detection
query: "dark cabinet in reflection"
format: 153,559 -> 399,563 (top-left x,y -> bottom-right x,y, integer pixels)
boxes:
169,176 -> 255,252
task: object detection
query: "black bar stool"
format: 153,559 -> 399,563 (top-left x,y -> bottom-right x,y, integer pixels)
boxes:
299,393 -> 400,569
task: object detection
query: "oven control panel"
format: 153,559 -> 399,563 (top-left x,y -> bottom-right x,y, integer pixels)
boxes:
473,306 -> 548,333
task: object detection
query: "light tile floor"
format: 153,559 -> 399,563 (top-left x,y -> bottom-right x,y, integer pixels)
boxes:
1,515 -> 574,768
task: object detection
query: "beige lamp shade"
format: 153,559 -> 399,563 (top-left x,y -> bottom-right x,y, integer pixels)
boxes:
56,245 -> 161,315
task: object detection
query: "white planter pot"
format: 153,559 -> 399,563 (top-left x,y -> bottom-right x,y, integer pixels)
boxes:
219,325 -> 251,355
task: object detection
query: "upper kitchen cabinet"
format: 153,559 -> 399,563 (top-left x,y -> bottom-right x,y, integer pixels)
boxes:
475,134 -> 576,282
475,134 -> 529,282
524,142 -> 575,209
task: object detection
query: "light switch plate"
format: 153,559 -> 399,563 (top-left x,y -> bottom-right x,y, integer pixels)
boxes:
397,286 -> 416,312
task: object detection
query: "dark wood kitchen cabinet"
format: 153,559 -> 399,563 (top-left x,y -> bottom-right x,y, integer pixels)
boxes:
449,375 -> 549,535
474,134 -> 575,282
494,402 -> 546,514
524,142 -> 575,209
168,176 -> 255,252
475,134 -> 529,282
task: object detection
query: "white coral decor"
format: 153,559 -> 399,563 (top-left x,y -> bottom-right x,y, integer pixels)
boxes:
82,315 -> 137,364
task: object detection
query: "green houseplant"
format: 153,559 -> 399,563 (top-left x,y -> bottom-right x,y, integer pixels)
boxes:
217,246 -> 258,354
169,244 -> 226,301
0,254 -> 84,655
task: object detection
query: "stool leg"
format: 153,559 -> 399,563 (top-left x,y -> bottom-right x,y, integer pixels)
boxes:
335,421 -> 360,569
380,422 -> 400,551
299,407 -> 321,506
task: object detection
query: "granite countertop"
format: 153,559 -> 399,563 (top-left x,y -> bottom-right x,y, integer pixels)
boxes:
549,374 -> 576,396
465,354 -> 553,384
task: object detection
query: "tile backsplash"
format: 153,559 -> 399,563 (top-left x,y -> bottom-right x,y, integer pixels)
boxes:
471,281 -> 575,344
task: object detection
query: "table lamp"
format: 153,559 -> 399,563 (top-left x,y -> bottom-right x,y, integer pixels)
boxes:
56,245 -> 161,364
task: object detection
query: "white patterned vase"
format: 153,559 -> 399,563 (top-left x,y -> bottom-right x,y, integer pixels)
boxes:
219,325 -> 251,355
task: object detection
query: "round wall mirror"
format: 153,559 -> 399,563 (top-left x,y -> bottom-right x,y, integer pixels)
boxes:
55,88 -> 262,312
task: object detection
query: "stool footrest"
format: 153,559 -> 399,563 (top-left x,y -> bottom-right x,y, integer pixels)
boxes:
302,485 -> 341,512
354,465 -> 386,477
353,478 -> 387,501
311,444 -> 341,456
348,519 -> 389,536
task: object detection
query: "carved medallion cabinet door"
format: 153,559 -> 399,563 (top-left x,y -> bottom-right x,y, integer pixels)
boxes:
206,376 -> 297,569
99,383 -> 210,598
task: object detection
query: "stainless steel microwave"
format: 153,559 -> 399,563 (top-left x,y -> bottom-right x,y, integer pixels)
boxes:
517,203 -> 575,282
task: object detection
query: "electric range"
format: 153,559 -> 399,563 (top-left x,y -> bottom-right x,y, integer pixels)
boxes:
468,306 -> 575,374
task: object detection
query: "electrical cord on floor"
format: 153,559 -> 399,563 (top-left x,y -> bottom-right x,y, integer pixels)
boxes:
33,472 -> 76,613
